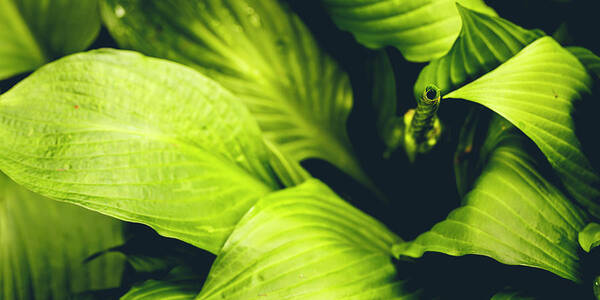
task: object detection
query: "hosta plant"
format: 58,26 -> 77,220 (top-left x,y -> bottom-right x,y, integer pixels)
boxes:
1,0 -> 600,299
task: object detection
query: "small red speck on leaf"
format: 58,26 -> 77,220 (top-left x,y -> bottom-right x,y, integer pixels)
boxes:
56,168 -> 65,172
74,105 -> 79,109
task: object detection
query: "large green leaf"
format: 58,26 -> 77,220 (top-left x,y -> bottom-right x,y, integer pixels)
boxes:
0,173 -> 126,299
445,36 -> 600,217
394,116 -> 588,282
414,5 -> 544,99
321,0 -> 496,62
196,179 -> 420,299
0,49 -> 279,254
0,0 -> 101,79
99,0 -> 372,188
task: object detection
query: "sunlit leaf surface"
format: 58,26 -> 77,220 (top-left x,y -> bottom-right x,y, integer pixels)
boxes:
100,0 -> 372,188
0,49 -> 279,254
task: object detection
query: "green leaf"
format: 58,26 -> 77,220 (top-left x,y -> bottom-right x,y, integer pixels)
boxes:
0,172 -> 126,299
414,5 -> 544,99
0,0 -> 101,79
594,276 -> 600,300
197,179 -> 420,299
99,0 -> 372,189
445,36 -> 600,217
491,289 -> 536,300
578,223 -> 600,252
321,0 -> 496,62
0,49 -> 279,254
453,107 -> 488,197
121,267 -> 201,300
394,115 -> 588,282
567,46 -> 600,80
263,138 -> 311,187
369,51 -> 404,157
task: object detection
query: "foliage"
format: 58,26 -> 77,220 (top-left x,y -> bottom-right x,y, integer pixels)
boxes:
1,0 -> 599,299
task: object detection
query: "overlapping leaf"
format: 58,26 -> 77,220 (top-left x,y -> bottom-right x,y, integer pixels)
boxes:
394,116 -> 588,282
369,51 -> 405,156
121,267 -> 201,300
414,5 -> 544,99
0,0 -> 101,79
321,0 -> 496,62
100,0 -> 372,188
263,138 -> 311,187
196,179 -> 420,299
0,173 -> 125,299
578,223 -> 600,252
445,37 -> 600,216
0,49 -> 280,254
568,46 -> 600,79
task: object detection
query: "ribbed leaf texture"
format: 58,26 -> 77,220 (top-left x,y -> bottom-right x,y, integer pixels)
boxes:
446,37 -> 600,217
414,5 -> 544,99
394,116 -> 588,282
568,46 -> 600,80
100,0 -> 372,188
0,49 -> 279,254
196,179 -> 420,300
321,0 -> 496,62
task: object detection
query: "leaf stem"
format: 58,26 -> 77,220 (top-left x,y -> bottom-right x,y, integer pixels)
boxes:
404,85 -> 442,161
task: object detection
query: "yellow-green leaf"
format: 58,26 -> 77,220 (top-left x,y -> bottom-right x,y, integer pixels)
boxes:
197,179 -> 420,299
0,49 -> 279,254
100,0 -> 372,189
446,37 -> 600,216
321,0 -> 496,62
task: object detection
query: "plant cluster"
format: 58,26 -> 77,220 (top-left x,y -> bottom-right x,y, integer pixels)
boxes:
1,0 -> 600,299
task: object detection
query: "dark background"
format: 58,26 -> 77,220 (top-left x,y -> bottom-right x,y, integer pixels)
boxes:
1,0 -> 599,299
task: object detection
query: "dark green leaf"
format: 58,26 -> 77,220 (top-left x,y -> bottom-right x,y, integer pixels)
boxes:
491,289 -> 536,300
578,223 -> 600,253
369,51 -> 405,157
567,46 -> 600,80
120,267 -> 201,300
0,0 -> 101,79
